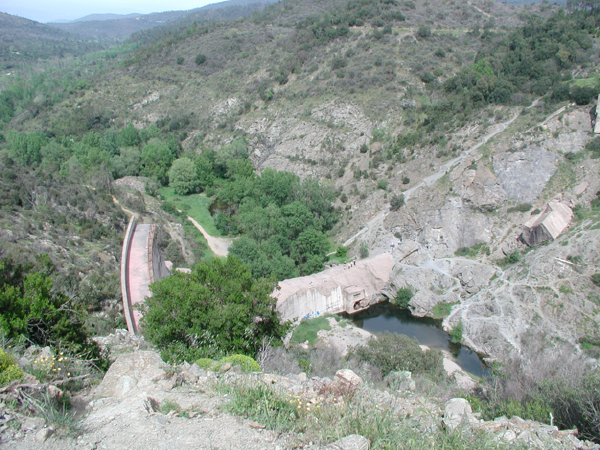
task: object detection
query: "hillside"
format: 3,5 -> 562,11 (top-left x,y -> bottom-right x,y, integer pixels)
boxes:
0,13 -> 102,68
1,0 -> 600,445
47,0 -> 280,41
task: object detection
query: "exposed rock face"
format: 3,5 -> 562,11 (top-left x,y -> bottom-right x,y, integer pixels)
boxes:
493,147 -> 559,202
275,253 -> 394,321
326,434 -> 370,450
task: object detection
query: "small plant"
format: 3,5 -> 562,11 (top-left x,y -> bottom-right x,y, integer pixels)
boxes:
431,302 -> 455,319
161,398 -> 181,415
390,194 -> 405,211
195,358 -> 215,370
497,250 -> 521,266
392,287 -> 414,309
213,355 -> 261,372
507,203 -> 532,213
449,321 -> 463,344
591,273 -> 600,287
0,348 -> 23,386
402,176 -> 410,185
359,241 -> 369,259
335,246 -> 348,258
359,144 -> 369,154
377,178 -> 388,190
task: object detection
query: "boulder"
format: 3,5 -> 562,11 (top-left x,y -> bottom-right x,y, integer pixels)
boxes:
335,369 -> 362,386
95,351 -> 167,399
443,398 -> 478,432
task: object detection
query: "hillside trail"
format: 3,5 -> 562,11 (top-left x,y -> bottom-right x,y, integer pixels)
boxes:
186,216 -> 232,257
343,98 -> 553,249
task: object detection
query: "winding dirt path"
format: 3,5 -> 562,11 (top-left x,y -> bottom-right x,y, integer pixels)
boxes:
187,216 -> 232,257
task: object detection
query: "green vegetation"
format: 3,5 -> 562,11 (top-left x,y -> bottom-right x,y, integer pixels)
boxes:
0,258 -> 103,363
141,256 -> 287,362
349,332 -> 444,379
591,274 -> 600,288
431,302 -> 456,319
507,203 -> 532,213
290,317 -> 331,346
449,321 -> 463,344
497,250 -> 521,266
218,374 -> 513,448
390,193 -> 405,211
212,355 -> 261,372
454,243 -> 490,258
195,358 -> 215,370
0,348 -> 23,386
391,287 -> 414,309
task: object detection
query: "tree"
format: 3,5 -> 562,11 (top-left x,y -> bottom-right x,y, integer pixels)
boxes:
168,157 -> 200,195
390,194 -> 405,211
416,25 -> 432,38
141,256 -> 288,362
195,53 -> 207,65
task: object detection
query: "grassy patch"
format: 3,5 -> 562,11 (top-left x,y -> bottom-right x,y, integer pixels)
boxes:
159,187 -> 220,237
431,302 -> 456,319
291,317 -> 332,346
454,243 -> 490,258
217,375 -> 514,449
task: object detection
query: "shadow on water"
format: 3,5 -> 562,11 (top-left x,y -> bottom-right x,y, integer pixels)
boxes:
345,302 -> 489,377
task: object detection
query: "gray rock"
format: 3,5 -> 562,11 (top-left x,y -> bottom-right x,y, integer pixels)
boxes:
384,371 -> 416,392
35,427 -> 54,442
443,398 -> 478,432
326,434 -> 370,450
335,369 -> 362,386
95,351 -> 167,399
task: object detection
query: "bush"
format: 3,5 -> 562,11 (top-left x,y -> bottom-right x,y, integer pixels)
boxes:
348,332 -> 444,379
591,273 -> 600,287
449,321 -> 463,344
392,287 -> 413,309
359,144 -> 369,154
213,355 -> 261,372
0,348 -> 23,386
359,241 -> 369,259
335,246 -> 348,258
377,178 -> 388,190
507,203 -> 532,213
402,176 -> 410,185
498,250 -> 521,266
142,256 -> 288,362
390,194 -> 405,211
195,53 -> 207,65
195,358 -> 215,370
416,25 -> 432,38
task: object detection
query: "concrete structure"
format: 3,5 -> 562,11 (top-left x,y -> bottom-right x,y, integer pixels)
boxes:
121,217 -> 171,334
275,253 -> 395,321
521,201 -> 573,246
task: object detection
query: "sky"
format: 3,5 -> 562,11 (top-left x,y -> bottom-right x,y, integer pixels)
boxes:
1,0 -> 216,23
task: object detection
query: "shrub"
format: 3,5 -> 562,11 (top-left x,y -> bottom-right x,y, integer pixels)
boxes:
449,321 -> 463,344
591,273 -> 600,287
431,302 -> 455,319
390,194 -> 405,211
359,144 -> 368,154
0,348 -> 23,386
402,176 -> 410,185
498,250 -> 521,266
377,178 -> 388,190
195,358 -> 215,370
195,53 -> 207,65
213,355 -> 261,372
416,25 -> 432,38
392,287 -> 413,309
335,246 -> 348,258
348,332 -> 444,378
507,203 -> 532,213
359,241 -> 369,259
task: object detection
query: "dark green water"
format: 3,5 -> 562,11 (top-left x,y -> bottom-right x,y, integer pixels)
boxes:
346,302 -> 489,377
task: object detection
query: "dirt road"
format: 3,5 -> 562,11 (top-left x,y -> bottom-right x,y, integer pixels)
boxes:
187,216 -> 232,257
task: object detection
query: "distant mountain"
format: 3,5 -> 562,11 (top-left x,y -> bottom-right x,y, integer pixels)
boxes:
46,0 -> 279,41
72,13 -> 142,22
0,12 -> 102,68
